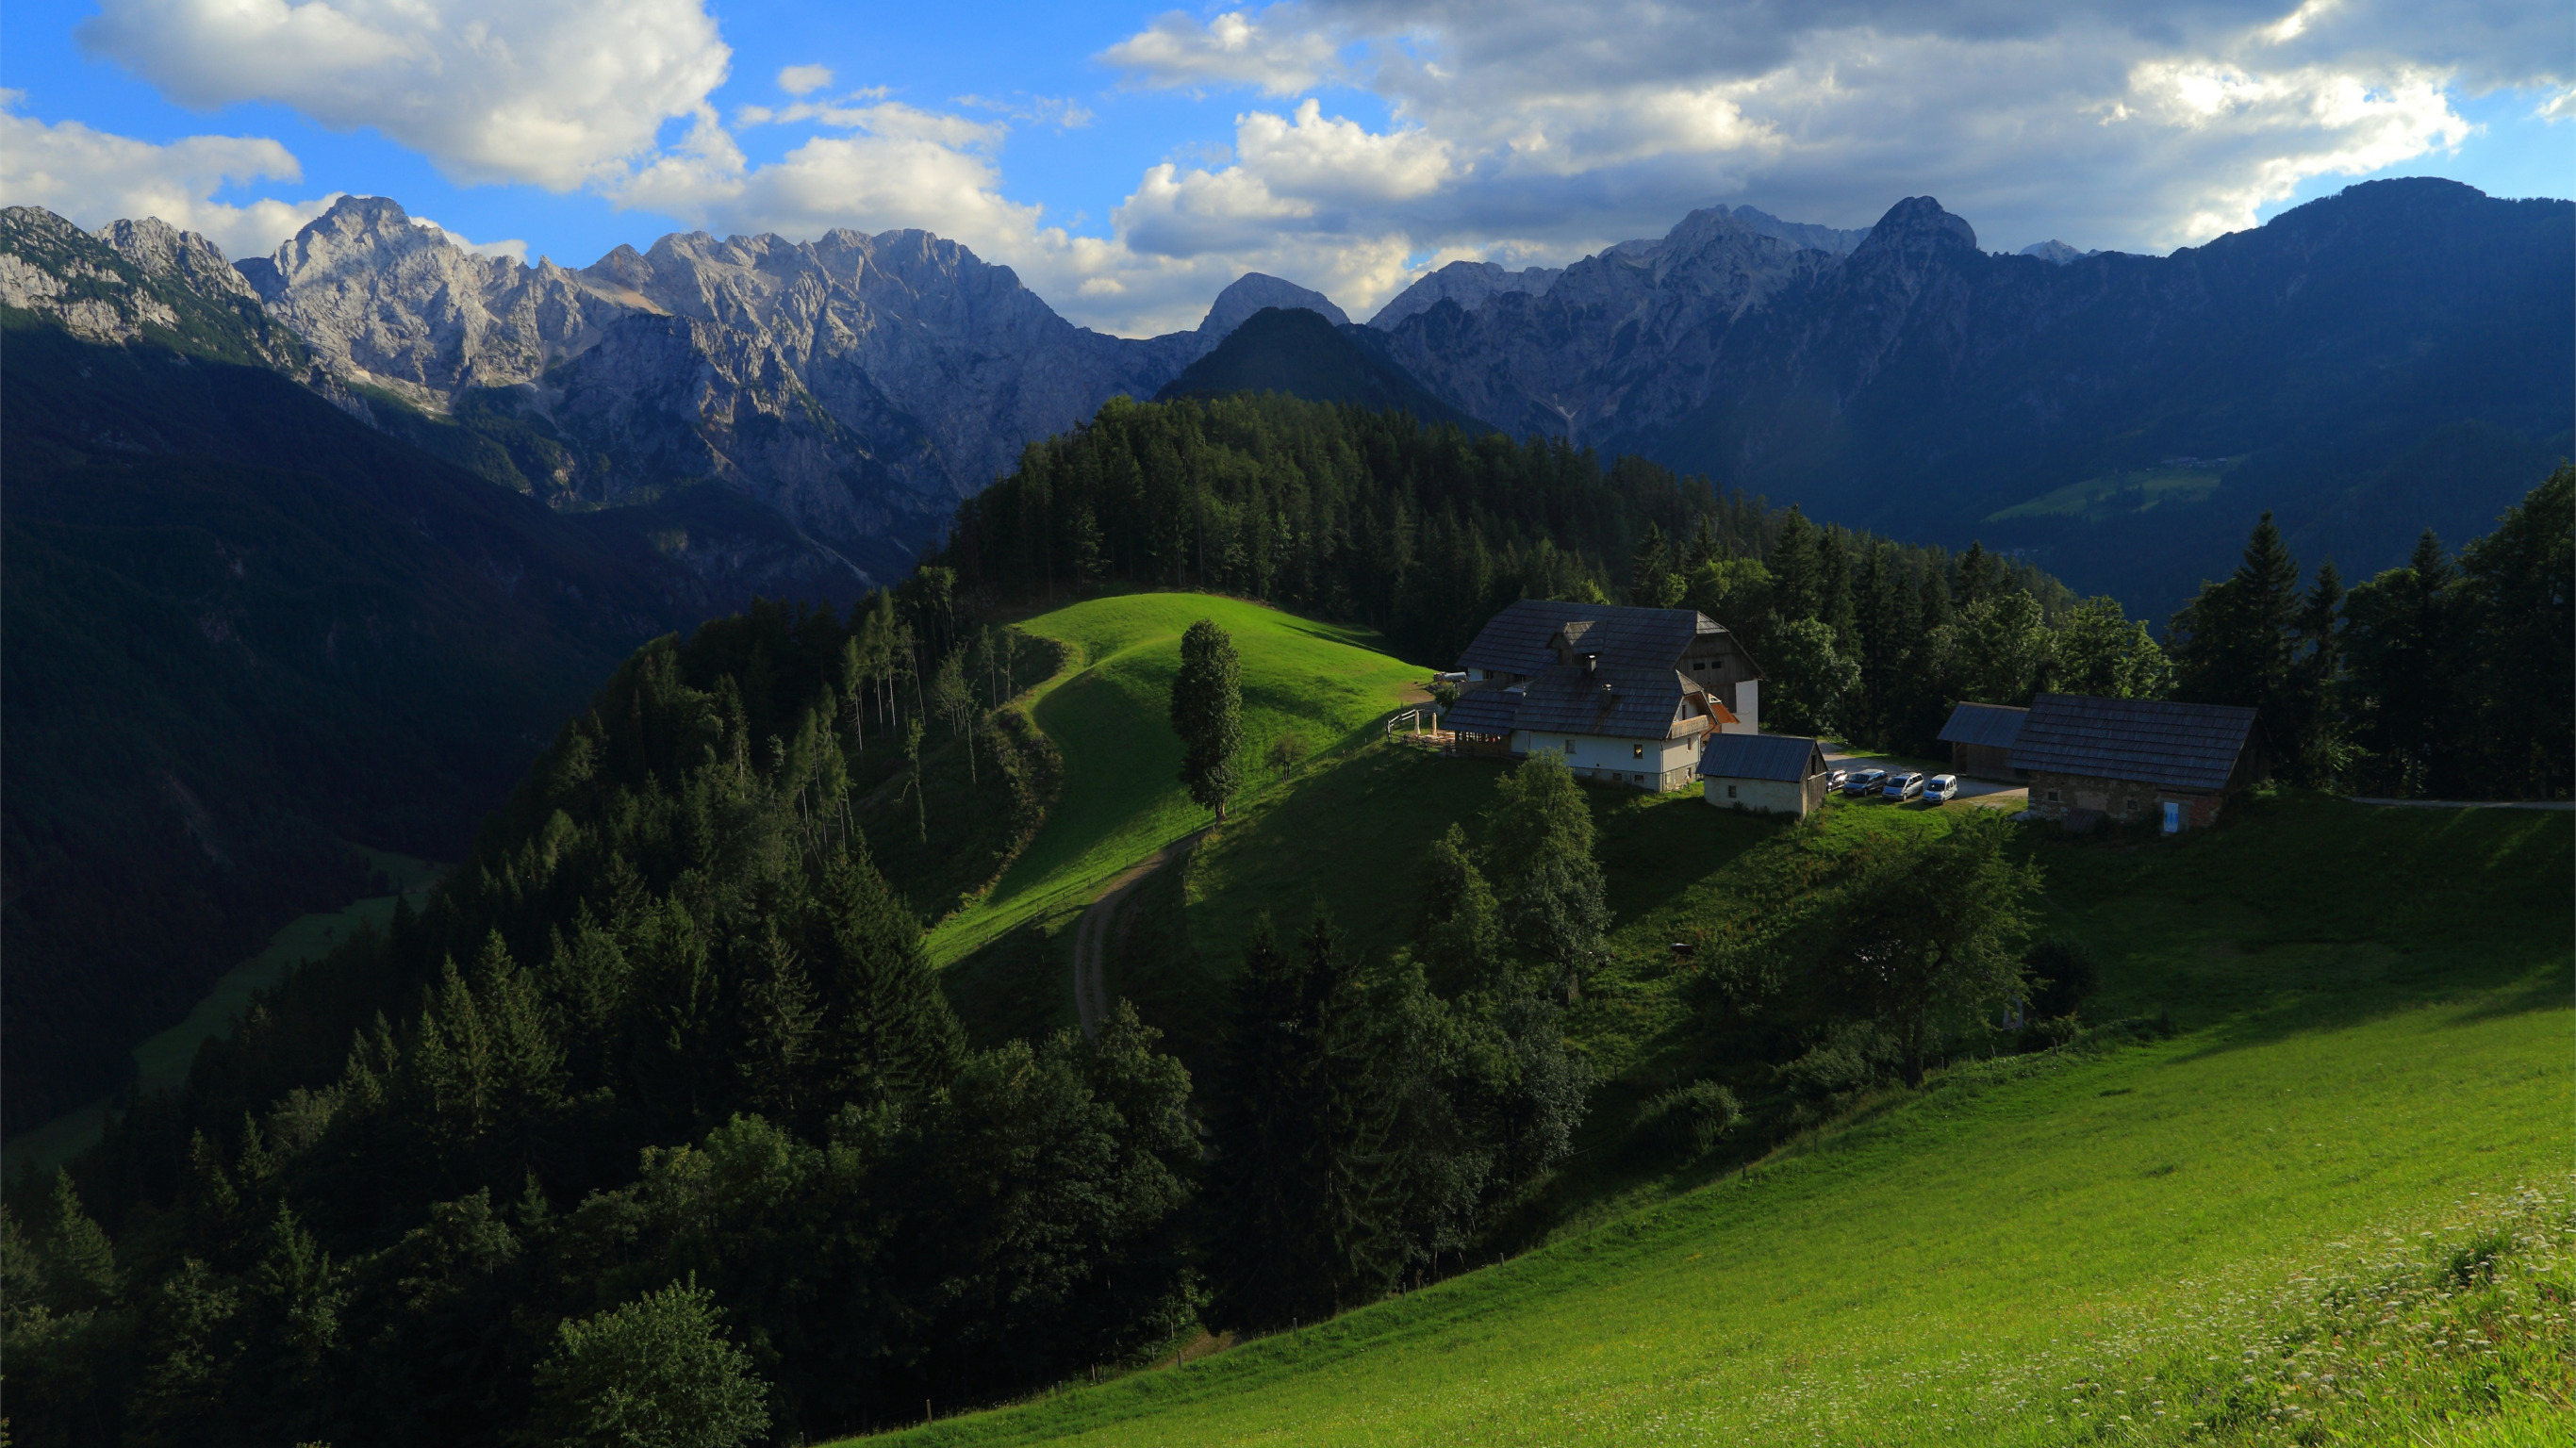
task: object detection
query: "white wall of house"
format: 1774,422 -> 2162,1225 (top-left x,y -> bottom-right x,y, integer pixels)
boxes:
1720,680 -> 1761,735
1511,731 -> 1702,792
1703,774 -> 1811,816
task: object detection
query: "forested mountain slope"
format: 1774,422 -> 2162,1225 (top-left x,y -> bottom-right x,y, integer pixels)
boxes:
0,211 -> 730,1135
1153,307 -> 1489,435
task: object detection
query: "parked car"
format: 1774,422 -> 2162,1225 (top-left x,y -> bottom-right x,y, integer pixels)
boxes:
1924,773 -> 1959,803
1882,771 -> 1925,801
1825,767 -> 1851,791
1843,767 -> 1887,796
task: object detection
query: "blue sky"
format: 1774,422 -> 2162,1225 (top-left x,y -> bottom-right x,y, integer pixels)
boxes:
4,1 -> 2568,335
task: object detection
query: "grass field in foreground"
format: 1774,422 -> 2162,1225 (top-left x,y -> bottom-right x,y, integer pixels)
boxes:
857,800 -> 2570,1446
926,593 -> 1426,969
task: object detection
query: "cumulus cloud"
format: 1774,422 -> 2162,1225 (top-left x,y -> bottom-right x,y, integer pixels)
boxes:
75,0 -> 732,190
1102,7 -> 1346,95
0,101 -> 336,258
1085,0 -> 2559,266
778,64 -> 834,97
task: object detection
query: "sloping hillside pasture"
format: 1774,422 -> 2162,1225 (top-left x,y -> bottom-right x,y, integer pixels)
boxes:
885,712 -> 2572,1446
928,593 -> 1427,976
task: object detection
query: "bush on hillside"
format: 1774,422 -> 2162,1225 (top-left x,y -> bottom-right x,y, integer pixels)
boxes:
1630,1080 -> 1742,1160
2024,940 -> 2102,1020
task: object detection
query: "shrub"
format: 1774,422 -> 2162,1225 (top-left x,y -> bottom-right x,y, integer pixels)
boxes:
2024,939 -> 2101,1020
1267,732 -> 1311,771
531,1278 -> 769,1448
1632,1080 -> 1742,1158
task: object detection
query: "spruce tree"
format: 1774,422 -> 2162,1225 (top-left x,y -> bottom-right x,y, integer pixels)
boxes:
1170,618 -> 1245,821
1211,912 -> 1395,1328
1766,508 -> 1823,622
1415,824 -> 1502,998
807,847 -> 965,1104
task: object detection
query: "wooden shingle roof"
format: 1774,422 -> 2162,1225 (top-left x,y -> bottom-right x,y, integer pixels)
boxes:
1939,701 -> 2030,749
2007,693 -> 2257,792
1514,666 -> 1696,740
1698,732 -> 1826,782
1443,687 -> 1523,735
1457,600 -> 1715,676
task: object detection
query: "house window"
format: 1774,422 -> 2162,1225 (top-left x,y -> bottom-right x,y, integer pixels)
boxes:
1633,743 -> 1645,759
1726,784 -> 1739,798
1564,739 -> 1577,755
2046,788 -> 2061,802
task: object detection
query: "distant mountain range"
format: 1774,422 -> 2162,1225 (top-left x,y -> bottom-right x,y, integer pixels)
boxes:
1363,179 -> 2572,616
8,180 -> 2566,618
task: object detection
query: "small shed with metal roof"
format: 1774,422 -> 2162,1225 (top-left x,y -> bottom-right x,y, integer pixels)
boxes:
1938,701 -> 2031,781
1699,732 -> 1832,817
2008,693 -> 2262,832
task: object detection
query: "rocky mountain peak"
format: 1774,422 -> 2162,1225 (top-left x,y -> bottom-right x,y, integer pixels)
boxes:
1367,259 -> 1566,327
93,216 -> 259,303
1725,206 -> 1871,255
1199,272 -> 1349,337
2019,239 -> 2094,265
1858,196 -> 1979,254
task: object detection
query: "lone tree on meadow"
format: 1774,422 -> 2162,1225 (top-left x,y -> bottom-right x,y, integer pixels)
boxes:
1171,617 -> 1244,821
1810,809 -> 2040,1086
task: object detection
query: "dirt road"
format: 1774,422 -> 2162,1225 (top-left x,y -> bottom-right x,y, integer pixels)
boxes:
1070,828 -> 1211,1039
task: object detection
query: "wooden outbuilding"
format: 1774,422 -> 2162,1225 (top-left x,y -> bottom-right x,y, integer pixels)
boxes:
1698,732 -> 1831,817
1938,701 -> 2030,782
2009,693 -> 2262,832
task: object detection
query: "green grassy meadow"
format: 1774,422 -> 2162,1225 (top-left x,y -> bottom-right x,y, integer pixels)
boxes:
1,847 -> 442,1179
871,777 -> 2573,1446
928,593 -> 1428,973
1987,463 -> 2232,523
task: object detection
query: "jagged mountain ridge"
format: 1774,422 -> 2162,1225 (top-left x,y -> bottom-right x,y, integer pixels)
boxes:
14,179 -> 2568,614
1370,180 -> 2572,614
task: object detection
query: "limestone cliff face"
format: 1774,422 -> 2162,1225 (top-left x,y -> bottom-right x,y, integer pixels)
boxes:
1370,205 -> 1841,442
0,208 -> 305,373
226,197 -> 1204,559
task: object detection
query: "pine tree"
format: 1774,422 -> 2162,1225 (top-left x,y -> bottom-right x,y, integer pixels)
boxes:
1415,824 -> 1502,998
1210,912 -> 1395,1328
808,847 -> 965,1104
2171,512 -> 2305,762
1170,618 -> 1245,822
40,1170 -> 120,1313
1766,508 -> 1823,622
2343,529 -> 2460,796
736,930 -> 821,1122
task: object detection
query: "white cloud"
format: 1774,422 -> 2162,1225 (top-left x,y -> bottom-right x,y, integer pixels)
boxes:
1075,0 -> 2547,269
0,102 -> 335,258
2540,87 -> 2576,123
1101,7 -> 1345,96
408,215 -> 529,262
956,94 -> 1098,130
778,64 -> 834,96
75,0 -> 733,190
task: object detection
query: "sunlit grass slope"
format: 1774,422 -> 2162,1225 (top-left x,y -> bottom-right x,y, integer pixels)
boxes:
926,593 -> 1425,967
867,801 -> 2570,1447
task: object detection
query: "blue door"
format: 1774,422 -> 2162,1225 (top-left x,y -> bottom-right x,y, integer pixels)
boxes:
2162,800 -> 2181,834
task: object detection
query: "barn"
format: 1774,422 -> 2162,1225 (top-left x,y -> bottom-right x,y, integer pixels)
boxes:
1938,701 -> 2030,782
1698,732 -> 1832,817
2009,693 -> 2262,832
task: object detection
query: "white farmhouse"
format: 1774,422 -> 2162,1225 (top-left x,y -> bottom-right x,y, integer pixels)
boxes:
1442,601 -> 1765,792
